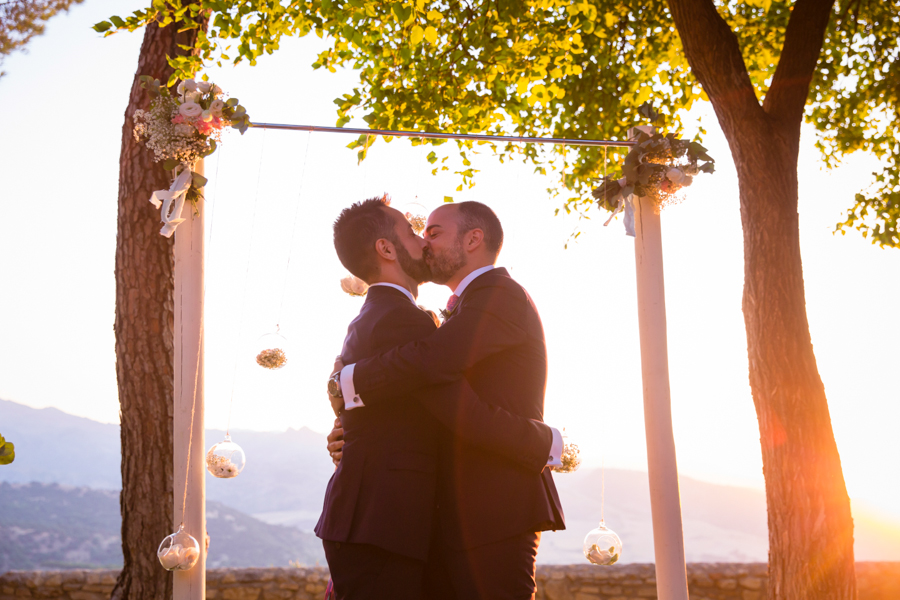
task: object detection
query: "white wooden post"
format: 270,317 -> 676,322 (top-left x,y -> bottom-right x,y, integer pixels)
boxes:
630,129 -> 690,600
173,160 -> 206,600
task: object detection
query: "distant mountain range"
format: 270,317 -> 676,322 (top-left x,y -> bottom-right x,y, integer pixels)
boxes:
2,397 -> 898,569
0,482 -> 324,572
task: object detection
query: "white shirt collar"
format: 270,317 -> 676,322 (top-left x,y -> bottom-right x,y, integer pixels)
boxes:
369,282 -> 417,305
453,265 -> 497,297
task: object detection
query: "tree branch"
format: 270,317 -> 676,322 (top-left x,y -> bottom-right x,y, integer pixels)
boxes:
763,0 -> 836,124
666,0 -> 763,128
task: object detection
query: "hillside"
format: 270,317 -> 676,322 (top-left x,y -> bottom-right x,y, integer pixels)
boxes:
0,482 -> 324,572
2,398 -> 898,565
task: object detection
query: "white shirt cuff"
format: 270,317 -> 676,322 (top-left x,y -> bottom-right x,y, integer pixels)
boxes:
547,427 -> 563,466
341,364 -> 364,410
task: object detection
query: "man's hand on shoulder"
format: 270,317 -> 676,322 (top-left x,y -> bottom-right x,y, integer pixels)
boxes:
326,417 -> 344,467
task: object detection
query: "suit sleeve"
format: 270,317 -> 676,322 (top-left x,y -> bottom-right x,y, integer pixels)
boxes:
354,282 -> 529,406
365,302 -> 549,473
416,379 -> 552,474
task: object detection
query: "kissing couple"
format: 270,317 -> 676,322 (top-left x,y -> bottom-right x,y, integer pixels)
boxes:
315,196 -> 567,600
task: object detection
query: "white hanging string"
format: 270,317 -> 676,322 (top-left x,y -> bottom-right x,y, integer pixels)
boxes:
276,131 -> 313,327
601,455 -> 606,524
225,129 -> 267,436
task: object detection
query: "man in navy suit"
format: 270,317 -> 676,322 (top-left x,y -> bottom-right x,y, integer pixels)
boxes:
316,196 -> 563,600
329,200 -> 566,600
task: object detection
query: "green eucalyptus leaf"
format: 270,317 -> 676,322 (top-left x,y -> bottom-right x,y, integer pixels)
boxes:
92,21 -> 112,33
192,172 -> 208,188
163,158 -> 180,171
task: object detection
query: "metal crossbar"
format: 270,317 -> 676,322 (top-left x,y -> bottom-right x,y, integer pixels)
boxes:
248,122 -> 635,147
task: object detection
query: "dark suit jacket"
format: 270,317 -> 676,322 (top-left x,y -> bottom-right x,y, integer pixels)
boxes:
315,285 -> 554,561
351,269 -> 566,549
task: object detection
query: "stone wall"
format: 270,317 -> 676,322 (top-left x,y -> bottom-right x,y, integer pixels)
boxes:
2,563 -> 898,600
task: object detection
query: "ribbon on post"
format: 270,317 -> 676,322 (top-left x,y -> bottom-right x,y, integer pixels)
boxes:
602,178 -> 636,237
149,167 -> 193,238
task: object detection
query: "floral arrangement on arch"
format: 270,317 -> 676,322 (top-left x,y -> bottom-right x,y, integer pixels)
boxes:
592,103 -> 715,215
133,76 -> 250,237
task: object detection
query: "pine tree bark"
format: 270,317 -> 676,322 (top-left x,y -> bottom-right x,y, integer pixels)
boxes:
665,0 -> 856,598
112,17 -> 207,600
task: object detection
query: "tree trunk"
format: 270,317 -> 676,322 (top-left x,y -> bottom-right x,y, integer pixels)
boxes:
733,121 -> 856,600
112,18 -> 207,600
664,0 -> 855,597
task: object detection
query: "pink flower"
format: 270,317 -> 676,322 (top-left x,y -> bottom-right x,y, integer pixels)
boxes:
172,114 -> 185,124
210,117 -> 224,130
195,120 -> 213,135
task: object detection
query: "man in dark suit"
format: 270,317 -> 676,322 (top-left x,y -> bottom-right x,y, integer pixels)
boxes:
329,201 -> 566,600
316,196 -> 563,600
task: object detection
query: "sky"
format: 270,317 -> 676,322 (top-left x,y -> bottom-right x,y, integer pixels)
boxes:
1,0 -> 899,526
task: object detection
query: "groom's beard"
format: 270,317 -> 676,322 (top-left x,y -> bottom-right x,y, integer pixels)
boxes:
395,241 -> 432,284
425,236 -> 467,285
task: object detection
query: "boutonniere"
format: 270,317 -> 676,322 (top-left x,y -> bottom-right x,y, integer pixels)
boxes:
439,306 -> 458,321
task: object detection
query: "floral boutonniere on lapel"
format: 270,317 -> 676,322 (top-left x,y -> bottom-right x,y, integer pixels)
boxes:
440,294 -> 461,322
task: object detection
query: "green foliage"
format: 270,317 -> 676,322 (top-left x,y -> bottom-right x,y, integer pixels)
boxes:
0,433 -> 15,465
97,0 -> 899,246
810,0 -> 900,248
1,0 -> 84,78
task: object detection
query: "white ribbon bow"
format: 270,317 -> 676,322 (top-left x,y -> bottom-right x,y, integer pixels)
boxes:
149,168 -> 193,238
602,178 -> 636,237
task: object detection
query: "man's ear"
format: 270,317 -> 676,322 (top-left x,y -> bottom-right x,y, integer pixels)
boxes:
464,228 -> 485,253
374,238 -> 396,261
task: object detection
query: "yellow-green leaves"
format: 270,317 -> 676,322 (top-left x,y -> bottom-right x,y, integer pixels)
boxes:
410,25 -> 424,45
424,26 -> 438,44
0,433 -> 14,465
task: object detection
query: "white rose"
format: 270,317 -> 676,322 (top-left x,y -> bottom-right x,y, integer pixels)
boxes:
351,277 -> 368,295
183,79 -> 198,92
174,123 -> 195,136
665,168 -> 684,184
200,110 -> 213,122
184,91 -> 202,103
209,99 -> 225,118
211,84 -> 223,96
179,101 -> 203,119
340,275 -> 369,296
196,81 -> 212,93
681,174 -> 693,187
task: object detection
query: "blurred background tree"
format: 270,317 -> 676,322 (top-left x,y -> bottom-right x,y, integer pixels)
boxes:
0,0 -> 84,77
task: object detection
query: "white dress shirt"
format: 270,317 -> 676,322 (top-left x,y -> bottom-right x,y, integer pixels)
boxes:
339,273 -> 564,467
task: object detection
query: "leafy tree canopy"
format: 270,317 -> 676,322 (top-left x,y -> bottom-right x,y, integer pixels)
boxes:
0,0 -> 84,78
95,0 -> 900,247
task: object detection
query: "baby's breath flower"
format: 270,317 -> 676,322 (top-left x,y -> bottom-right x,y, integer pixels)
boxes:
256,348 -> 287,369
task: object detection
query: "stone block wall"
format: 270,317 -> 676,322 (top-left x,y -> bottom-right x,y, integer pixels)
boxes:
2,563 -> 898,600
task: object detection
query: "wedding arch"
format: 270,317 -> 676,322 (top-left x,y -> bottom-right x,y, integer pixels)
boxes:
155,101 -> 710,600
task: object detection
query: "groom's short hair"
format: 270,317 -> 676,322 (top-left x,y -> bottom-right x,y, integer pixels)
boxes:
456,201 -> 504,257
333,195 -> 395,282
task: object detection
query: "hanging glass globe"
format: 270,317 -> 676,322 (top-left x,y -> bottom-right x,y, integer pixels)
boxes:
254,326 -> 289,370
206,434 -> 246,479
583,520 -> 623,566
157,524 -> 200,571
397,200 -> 428,235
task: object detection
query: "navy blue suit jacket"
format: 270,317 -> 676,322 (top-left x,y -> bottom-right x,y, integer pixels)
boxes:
315,285 -> 554,560
349,269 -> 566,549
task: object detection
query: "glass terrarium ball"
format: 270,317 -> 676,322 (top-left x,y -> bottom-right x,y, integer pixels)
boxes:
254,328 -> 289,370
206,434 -> 246,479
583,520 -> 623,566
157,524 -> 200,571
